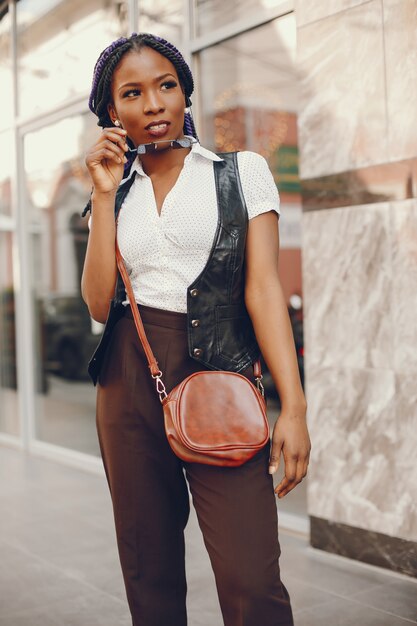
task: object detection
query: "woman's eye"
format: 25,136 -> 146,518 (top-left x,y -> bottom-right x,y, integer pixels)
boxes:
122,82 -> 176,97
161,81 -> 177,90
123,89 -> 140,98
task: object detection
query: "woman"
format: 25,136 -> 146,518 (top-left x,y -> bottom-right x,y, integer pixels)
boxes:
82,32 -> 310,626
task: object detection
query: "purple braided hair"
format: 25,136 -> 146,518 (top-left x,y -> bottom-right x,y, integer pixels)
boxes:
88,35 -> 132,112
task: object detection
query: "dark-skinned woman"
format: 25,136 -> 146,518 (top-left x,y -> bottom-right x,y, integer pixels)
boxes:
82,32 -> 310,626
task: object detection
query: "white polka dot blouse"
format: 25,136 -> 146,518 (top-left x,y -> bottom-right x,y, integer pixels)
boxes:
92,141 -> 280,314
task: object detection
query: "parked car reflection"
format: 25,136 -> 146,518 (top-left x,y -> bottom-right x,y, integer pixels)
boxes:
41,295 -> 102,380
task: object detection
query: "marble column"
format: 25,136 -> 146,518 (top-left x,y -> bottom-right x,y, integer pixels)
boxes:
296,0 -> 417,576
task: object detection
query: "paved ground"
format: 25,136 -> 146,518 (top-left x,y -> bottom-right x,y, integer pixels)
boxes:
0,445 -> 416,625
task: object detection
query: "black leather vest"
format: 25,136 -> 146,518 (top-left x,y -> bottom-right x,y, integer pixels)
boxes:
87,151 -> 260,385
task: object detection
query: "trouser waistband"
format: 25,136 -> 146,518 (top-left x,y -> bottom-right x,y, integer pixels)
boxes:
123,302 -> 188,330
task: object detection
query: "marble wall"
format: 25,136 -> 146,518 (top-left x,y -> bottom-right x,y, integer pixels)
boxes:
296,0 -> 417,573
384,0 -> 417,160
303,201 -> 417,539
297,0 -> 417,177
295,0 -> 371,26
297,0 -> 388,178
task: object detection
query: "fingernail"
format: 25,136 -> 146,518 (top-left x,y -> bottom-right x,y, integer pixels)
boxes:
123,156 -> 127,163
268,466 -> 275,474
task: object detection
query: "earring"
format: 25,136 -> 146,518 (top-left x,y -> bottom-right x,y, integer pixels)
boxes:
114,120 -> 121,127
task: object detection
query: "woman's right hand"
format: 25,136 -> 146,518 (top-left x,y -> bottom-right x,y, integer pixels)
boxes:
85,127 -> 129,194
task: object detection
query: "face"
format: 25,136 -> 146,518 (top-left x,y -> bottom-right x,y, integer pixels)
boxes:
108,47 -> 186,147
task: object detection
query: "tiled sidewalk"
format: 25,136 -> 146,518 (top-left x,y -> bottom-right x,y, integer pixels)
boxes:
0,446 -> 416,625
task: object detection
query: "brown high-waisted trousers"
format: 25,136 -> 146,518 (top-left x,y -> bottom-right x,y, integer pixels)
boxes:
96,303 -> 294,626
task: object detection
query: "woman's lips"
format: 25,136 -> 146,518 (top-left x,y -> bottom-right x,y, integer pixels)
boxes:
145,121 -> 170,138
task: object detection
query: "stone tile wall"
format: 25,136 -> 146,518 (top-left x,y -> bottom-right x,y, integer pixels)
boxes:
296,0 -> 417,573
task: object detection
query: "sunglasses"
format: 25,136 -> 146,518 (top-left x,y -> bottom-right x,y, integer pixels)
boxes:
128,136 -> 197,155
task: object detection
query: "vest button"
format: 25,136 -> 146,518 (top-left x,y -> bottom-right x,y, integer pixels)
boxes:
190,288 -> 199,297
193,347 -> 203,357
191,319 -> 200,327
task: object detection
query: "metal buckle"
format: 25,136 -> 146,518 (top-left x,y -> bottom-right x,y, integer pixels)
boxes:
255,375 -> 265,397
151,372 -> 167,402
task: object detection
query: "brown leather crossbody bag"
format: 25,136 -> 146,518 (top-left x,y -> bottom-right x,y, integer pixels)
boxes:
115,240 -> 270,467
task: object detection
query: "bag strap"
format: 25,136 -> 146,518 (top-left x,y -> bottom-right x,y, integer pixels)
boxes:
115,225 -> 264,403
115,239 -> 169,402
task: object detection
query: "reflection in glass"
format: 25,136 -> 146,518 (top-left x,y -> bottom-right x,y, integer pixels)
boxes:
0,5 -> 12,129
24,112 -> 101,454
199,16 -> 298,155
0,231 -> 19,436
198,16 -> 301,259
0,131 -> 12,217
196,0 -> 283,35
17,0 -> 128,118
138,0 -> 183,48
198,16 -> 302,260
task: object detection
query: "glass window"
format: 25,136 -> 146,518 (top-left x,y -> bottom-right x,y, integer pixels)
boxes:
16,0 -> 129,118
198,15 -> 298,155
198,15 -> 302,258
24,111 -> 101,455
199,15 -> 303,265
0,4 -> 13,129
138,0 -> 183,48
196,0 -> 284,35
0,230 -> 19,436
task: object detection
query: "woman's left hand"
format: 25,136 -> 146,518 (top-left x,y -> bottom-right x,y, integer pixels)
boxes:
244,210 -> 311,497
268,409 -> 311,498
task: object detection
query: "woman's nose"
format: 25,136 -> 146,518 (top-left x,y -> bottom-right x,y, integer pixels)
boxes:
143,91 -> 165,115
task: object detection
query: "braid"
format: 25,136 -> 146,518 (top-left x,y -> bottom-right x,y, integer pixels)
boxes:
94,43 -> 132,127
88,32 -> 198,147
89,36 -> 132,111
184,112 -> 198,140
